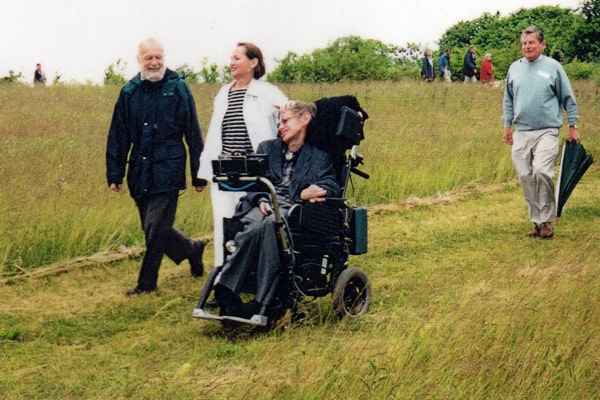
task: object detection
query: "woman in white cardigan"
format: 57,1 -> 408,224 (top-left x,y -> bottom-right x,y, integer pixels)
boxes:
197,42 -> 288,267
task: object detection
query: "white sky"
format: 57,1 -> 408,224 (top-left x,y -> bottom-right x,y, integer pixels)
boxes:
2,0 -> 580,84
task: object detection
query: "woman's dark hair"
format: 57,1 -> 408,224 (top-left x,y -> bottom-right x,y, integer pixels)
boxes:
237,42 -> 266,79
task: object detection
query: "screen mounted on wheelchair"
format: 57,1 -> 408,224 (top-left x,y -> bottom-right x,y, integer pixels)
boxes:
212,154 -> 269,191
212,154 -> 268,177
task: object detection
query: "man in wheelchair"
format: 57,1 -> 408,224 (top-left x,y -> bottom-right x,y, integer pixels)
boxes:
213,101 -> 341,320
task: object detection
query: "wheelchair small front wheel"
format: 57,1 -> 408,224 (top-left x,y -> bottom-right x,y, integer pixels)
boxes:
332,267 -> 371,318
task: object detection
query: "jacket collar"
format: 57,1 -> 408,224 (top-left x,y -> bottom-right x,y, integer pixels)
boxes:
225,78 -> 261,96
270,139 -> 311,180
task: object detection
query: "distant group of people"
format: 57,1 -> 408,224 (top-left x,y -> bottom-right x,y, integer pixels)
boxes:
421,46 -> 495,83
104,24 -> 579,303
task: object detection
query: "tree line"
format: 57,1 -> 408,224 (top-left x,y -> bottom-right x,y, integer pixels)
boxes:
268,1 -> 600,83
5,2 -> 600,85
102,3 -> 600,85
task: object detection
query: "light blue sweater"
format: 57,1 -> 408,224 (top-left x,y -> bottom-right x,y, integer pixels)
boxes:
503,55 -> 578,130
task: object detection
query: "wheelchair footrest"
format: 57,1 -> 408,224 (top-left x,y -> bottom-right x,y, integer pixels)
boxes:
192,308 -> 268,326
192,308 -> 223,322
221,314 -> 268,326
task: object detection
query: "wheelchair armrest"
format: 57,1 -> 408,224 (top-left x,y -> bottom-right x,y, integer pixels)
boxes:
317,197 -> 348,208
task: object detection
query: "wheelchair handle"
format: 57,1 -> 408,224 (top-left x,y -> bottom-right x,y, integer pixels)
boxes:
351,167 -> 370,179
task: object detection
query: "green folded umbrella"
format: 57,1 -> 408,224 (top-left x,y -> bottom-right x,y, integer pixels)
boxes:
555,140 -> 593,219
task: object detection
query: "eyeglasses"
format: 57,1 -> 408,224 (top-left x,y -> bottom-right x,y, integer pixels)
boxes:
277,114 -> 300,129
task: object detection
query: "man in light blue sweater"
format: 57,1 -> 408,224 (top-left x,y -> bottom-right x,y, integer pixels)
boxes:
503,26 -> 580,239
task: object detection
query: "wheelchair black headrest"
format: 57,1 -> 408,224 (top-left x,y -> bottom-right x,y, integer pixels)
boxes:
306,95 -> 368,155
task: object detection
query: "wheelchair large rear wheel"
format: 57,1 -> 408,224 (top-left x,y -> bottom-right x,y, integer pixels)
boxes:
332,267 -> 371,318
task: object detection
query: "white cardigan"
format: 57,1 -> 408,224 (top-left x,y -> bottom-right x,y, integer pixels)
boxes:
198,79 -> 287,266
198,79 -> 287,180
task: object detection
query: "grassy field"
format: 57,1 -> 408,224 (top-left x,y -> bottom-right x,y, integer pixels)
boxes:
1,81 -> 600,399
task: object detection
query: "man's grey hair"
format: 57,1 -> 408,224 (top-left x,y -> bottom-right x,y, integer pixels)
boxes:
521,26 -> 545,43
287,101 -> 317,119
138,38 -> 164,55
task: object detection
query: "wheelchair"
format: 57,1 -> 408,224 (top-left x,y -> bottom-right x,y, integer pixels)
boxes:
192,96 -> 371,327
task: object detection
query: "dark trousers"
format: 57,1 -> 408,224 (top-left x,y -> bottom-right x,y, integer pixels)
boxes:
216,206 -> 283,304
135,191 -> 194,290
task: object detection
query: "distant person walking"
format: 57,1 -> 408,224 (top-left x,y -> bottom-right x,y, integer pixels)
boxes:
463,45 -> 477,83
33,63 -> 46,85
106,38 -> 206,295
421,49 -> 435,82
480,53 -> 494,83
438,49 -> 451,82
502,26 -> 580,239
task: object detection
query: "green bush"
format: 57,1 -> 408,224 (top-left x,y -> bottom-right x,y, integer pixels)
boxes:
563,59 -> 598,80
103,59 -> 127,86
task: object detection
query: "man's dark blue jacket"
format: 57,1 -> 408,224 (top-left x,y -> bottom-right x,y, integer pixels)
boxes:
106,69 -> 204,199
463,50 -> 477,77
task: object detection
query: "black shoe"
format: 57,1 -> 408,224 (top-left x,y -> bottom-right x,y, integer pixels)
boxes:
126,286 -> 155,296
234,300 -> 261,319
214,284 -> 242,315
189,240 -> 205,277
205,298 -> 219,309
221,299 -> 261,320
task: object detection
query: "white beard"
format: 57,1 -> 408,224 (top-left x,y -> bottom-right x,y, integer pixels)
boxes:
140,64 -> 166,82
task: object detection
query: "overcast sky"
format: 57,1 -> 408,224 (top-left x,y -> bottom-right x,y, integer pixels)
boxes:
2,0 -> 581,84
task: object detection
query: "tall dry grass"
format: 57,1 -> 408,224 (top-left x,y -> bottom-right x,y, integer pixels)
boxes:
2,81 -> 599,273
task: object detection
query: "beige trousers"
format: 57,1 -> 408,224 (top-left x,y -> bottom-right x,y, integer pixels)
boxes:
511,128 -> 559,224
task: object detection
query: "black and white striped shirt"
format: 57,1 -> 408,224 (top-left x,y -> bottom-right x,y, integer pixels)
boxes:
221,88 -> 253,155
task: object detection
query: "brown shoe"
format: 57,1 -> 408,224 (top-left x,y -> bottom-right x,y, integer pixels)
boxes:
526,224 -> 540,238
539,222 -> 554,239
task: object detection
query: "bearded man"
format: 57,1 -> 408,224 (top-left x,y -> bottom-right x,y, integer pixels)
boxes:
106,38 -> 206,295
